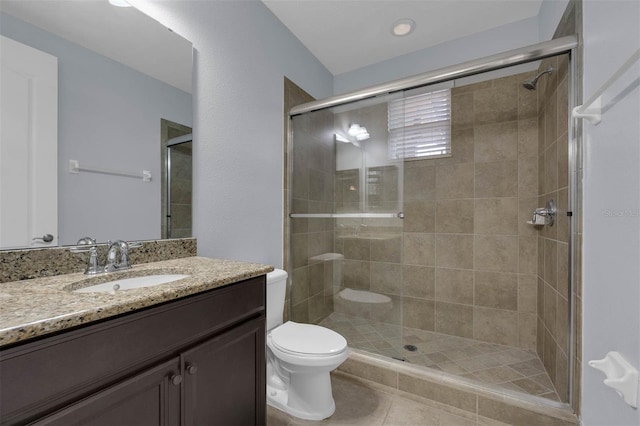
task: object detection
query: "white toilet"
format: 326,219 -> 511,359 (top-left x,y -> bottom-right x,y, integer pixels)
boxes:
266,269 -> 349,420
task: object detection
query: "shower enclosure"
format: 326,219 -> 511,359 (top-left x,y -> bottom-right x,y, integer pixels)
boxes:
166,138 -> 192,238
161,119 -> 193,239
287,37 -> 578,406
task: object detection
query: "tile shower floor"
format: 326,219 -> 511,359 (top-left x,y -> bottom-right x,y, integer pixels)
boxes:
319,312 -> 560,401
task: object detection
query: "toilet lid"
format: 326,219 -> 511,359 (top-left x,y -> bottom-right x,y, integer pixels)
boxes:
271,322 -> 347,356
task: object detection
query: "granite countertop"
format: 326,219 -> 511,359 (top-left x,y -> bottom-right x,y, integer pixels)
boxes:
0,256 -> 273,347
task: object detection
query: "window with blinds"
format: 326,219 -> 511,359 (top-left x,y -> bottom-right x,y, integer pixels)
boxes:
387,88 -> 451,160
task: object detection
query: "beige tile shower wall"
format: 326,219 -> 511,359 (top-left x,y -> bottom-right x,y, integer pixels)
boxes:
284,78 -> 312,323
169,143 -> 193,238
285,78 -> 337,325
400,72 -> 540,350
332,101 -> 405,327
535,54 -> 571,402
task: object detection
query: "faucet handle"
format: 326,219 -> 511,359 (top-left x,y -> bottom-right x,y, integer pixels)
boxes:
70,236 -> 97,252
85,246 -> 101,275
70,237 -> 103,274
76,236 -> 96,245
70,237 -> 97,253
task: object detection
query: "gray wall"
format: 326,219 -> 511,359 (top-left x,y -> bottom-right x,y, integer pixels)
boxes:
581,0 -> 640,424
333,0 -> 573,95
538,0 -> 570,40
127,2 -> 640,421
132,0 -> 333,267
0,12 -> 192,245
333,16 -> 540,94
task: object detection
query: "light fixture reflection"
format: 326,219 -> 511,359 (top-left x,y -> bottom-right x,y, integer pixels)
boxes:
335,133 -> 350,143
347,123 -> 370,141
109,0 -> 132,7
336,123 -> 369,147
355,131 -> 369,141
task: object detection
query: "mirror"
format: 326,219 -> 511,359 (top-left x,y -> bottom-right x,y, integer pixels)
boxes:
0,0 -> 193,249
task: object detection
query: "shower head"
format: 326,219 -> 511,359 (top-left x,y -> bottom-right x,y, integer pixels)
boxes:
522,66 -> 553,90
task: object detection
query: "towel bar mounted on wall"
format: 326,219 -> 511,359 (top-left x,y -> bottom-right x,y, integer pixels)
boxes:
68,159 -> 151,182
572,48 -> 640,125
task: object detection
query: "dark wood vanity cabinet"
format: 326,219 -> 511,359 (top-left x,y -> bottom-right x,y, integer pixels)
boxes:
0,276 -> 266,426
32,358 -> 182,425
182,317 -> 265,426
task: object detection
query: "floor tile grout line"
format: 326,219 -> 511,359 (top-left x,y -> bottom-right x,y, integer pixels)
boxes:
379,393 -> 398,426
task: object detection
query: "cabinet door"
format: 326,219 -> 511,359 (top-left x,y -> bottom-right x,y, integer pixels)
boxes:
182,317 -> 265,426
32,358 -> 181,426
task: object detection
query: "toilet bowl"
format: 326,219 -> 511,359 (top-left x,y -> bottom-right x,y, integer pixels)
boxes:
266,269 -> 349,420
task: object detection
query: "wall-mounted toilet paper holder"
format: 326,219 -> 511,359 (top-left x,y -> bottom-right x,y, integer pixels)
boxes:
589,351 -> 639,408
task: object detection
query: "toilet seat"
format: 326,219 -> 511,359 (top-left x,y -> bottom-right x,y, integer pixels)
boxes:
270,321 -> 347,356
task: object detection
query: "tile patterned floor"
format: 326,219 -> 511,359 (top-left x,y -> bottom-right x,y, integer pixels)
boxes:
268,372 -> 484,426
319,313 -> 560,401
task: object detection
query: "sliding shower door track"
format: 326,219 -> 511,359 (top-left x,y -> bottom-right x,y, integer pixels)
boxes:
290,35 -> 578,116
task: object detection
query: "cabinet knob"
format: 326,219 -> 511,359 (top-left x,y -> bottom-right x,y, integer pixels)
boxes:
170,374 -> 183,385
186,364 -> 198,375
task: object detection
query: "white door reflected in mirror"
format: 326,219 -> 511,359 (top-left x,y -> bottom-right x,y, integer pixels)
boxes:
0,36 -> 58,249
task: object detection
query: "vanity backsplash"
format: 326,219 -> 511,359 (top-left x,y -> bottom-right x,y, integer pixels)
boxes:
0,238 -> 197,283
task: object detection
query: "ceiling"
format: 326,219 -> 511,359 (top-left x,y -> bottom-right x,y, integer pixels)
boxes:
0,0 -> 192,93
262,0 -> 544,75
1,0 -> 544,89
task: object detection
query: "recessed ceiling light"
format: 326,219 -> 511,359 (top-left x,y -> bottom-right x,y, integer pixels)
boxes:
392,18 -> 415,37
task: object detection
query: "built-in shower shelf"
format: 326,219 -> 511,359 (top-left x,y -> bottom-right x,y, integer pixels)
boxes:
289,212 -> 404,219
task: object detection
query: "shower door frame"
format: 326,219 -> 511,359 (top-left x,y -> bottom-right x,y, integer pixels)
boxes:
165,134 -> 193,239
287,35 -> 581,410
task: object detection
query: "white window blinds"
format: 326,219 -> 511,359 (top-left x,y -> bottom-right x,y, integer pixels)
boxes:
387,88 -> 451,160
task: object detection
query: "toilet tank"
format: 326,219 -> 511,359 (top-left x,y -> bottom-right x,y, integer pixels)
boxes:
266,269 -> 288,331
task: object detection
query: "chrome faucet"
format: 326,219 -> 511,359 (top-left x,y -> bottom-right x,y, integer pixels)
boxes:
104,240 -> 128,272
104,240 -> 142,272
70,238 -> 142,274
73,237 -> 101,275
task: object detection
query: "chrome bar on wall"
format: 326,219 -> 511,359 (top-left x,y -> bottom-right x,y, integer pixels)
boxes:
289,35 -> 578,116
68,159 -> 151,182
572,48 -> 640,125
290,212 -> 404,219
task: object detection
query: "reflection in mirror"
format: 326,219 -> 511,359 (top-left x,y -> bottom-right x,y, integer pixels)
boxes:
367,166 -> 399,211
0,0 -> 193,249
335,169 -> 360,213
334,99 -> 404,214
161,119 -> 192,239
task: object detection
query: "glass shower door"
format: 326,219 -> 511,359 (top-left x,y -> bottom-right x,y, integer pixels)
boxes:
289,94 -> 406,360
166,139 -> 192,238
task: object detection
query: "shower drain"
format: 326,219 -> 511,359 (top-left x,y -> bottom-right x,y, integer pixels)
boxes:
403,344 -> 418,352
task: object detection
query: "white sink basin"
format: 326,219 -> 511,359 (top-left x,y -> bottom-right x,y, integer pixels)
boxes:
73,274 -> 190,293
